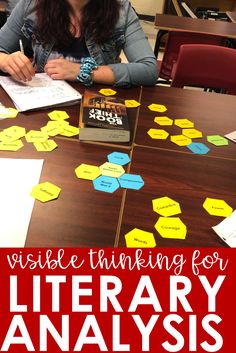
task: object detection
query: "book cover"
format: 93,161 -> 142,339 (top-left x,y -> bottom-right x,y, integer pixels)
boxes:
79,90 -> 130,142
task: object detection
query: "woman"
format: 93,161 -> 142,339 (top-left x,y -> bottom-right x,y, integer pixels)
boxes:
0,0 -> 158,87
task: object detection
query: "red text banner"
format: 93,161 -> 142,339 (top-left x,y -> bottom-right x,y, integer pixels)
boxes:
0,248 -> 235,353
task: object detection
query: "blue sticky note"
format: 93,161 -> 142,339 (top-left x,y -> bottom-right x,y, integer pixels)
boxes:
187,142 -> 210,155
107,152 -> 131,166
118,173 -> 144,190
93,176 -> 120,193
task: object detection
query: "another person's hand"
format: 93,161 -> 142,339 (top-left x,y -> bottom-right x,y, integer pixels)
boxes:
0,51 -> 35,82
44,57 -> 80,81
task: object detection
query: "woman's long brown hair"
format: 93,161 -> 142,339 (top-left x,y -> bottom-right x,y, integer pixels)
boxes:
36,0 -> 121,48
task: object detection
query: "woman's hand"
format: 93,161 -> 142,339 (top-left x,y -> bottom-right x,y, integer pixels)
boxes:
0,52 -> 35,82
44,58 -> 80,81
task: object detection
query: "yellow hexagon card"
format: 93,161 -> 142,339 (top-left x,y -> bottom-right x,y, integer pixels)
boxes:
182,128 -> 203,139
48,110 -> 69,120
155,217 -> 187,239
1,126 -> 26,142
100,162 -> 125,178
170,135 -> 192,146
59,125 -> 79,137
154,116 -> 173,126
75,164 -> 101,181
25,130 -> 49,143
175,119 -> 194,128
152,196 -> 181,217
0,140 -> 24,151
148,104 -> 167,112
125,228 -> 156,248
33,140 -> 58,152
203,197 -> 233,217
147,128 -> 169,139
31,181 -> 61,203
125,100 -> 141,108
99,88 -> 117,96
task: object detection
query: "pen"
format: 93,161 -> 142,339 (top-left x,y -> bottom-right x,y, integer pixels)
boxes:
19,39 -> 24,54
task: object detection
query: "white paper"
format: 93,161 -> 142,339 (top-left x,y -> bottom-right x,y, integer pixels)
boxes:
212,210 -> 236,247
224,130 -> 236,144
0,73 -> 81,112
0,158 -> 44,247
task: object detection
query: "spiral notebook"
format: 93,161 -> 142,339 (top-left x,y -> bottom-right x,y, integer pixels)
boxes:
0,73 -> 82,112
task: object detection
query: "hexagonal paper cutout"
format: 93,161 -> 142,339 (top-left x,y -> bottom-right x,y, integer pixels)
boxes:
152,196 -> 181,217
75,164 -> 101,181
203,197 -> 233,217
125,100 -> 141,108
25,130 -> 49,143
93,176 -> 120,193
118,173 -> 144,190
99,88 -> 117,96
31,181 -> 61,203
0,140 -> 24,151
182,128 -> 203,139
48,110 -> 69,121
107,152 -> 130,166
170,135 -> 192,146
154,116 -> 173,126
174,119 -> 194,128
155,217 -> 187,239
148,104 -> 167,112
187,142 -> 210,155
147,129 -> 169,139
1,126 -> 26,142
100,162 -> 125,178
124,228 -> 156,248
207,135 -> 229,146
33,140 -> 58,152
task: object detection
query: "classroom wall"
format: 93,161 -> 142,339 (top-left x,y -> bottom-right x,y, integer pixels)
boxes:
131,0 -> 165,15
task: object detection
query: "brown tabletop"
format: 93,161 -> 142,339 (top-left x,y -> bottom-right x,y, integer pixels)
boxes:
155,13 -> 236,38
0,139 -> 130,247
117,146 -> 236,248
135,86 -> 236,159
226,11 -> 236,22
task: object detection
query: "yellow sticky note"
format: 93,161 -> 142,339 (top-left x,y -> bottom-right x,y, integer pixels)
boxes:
154,116 -> 173,126
99,88 -> 117,96
148,104 -> 167,113
125,100 -> 141,108
59,125 -> 79,137
75,164 -> 101,181
47,120 -> 69,128
125,228 -> 156,248
170,135 -> 192,146
1,126 -> 26,142
0,107 -> 19,119
33,140 -> 58,152
48,110 -> 69,120
203,197 -> 233,217
152,196 -> 181,217
175,119 -> 194,128
147,128 -> 169,139
31,181 -> 61,203
155,217 -> 187,239
41,125 -> 64,137
0,140 -> 24,151
25,130 -> 49,143
182,128 -> 203,139
100,162 -> 125,178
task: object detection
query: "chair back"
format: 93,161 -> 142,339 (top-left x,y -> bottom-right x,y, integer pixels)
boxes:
158,31 -> 227,82
171,44 -> 236,95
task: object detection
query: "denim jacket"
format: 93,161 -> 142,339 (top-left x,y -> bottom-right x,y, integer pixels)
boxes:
0,0 -> 158,86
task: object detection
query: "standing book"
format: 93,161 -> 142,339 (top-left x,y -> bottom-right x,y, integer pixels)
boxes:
0,73 -> 82,112
79,90 -> 130,142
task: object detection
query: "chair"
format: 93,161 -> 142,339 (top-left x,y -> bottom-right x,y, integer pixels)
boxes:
171,44 -> 236,95
157,31 -> 227,84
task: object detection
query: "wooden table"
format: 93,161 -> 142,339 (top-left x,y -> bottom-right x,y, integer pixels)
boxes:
117,146 -> 236,248
154,13 -> 236,56
1,82 -> 236,248
135,85 -> 236,159
226,11 -> 236,22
